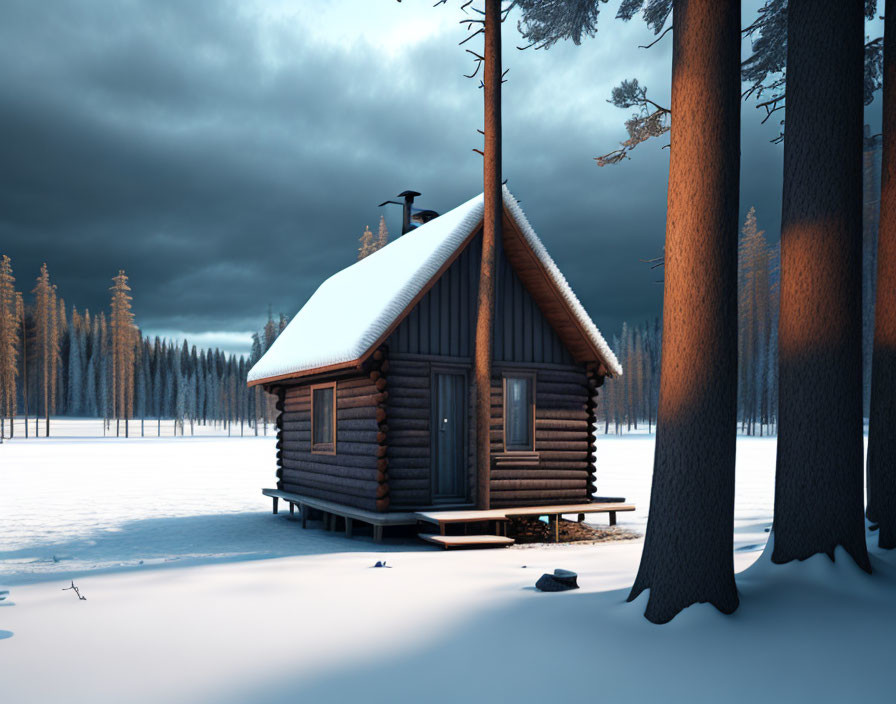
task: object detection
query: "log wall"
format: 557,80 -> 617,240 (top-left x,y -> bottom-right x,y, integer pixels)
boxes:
274,351 -> 390,512
489,364 -> 597,507
384,357 -> 476,508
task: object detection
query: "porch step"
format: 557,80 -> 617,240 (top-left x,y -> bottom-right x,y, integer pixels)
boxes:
419,533 -> 515,549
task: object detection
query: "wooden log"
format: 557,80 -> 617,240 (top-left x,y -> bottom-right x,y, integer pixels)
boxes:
369,370 -> 381,382
387,418 -> 429,431
535,381 -> 590,396
537,393 -> 589,406
536,408 -> 589,420
535,440 -> 588,452
531,368 -> 590,385
386,428 -> 429,440
283,402 -> 311,413
385,434 -> 428,448
338,377 -> 375,390
378,359 -> 390,374
372,349 -> 385,361
535,419 -> 589,430
490,479 -> 588,491
537,460 -> 591,470
280,482 -> 379,512
384,375 -> 430,389
339,418 -> 381,432
535,430 -> 589,441
376,483 -> 389,499
377,458 -> 389,471
281,452 -> 378,469
388,360 -> 428,374
385,406 -> 429,421
537,450 -> 590,462
338,383 -> 379,399
284,473 -> 381,498
386,466 -> 430,481
491,469 -> 588,480
490,489 -> 587,501
387,445 -> 430,459
333,430 -> 382,444
338,393 -> 385,410
285,387 -> 311,400
388,489 -> 431,505
375,377 -> 387,392
280,419 -> 309,431
388,387 -> 429,400
281,463 -> 378,482
387,398 -> 429,412
387,476 -> 431,490
385,457 -> 430,471
337,406 -> 378,421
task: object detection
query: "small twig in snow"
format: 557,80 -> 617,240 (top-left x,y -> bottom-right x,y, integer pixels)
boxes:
62,581 -> 86,600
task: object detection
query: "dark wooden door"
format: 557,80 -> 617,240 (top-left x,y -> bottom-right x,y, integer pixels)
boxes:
433,372 -> 467,503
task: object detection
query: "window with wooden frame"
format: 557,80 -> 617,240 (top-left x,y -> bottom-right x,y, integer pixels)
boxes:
503,373 -> 535,452
311,382 -> 337,454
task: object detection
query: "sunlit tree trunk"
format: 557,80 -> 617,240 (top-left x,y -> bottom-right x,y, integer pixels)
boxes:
868,0 -> 896,549
474,0 -> 501,509
773,0 -> 870,570
628,0 -> 741,624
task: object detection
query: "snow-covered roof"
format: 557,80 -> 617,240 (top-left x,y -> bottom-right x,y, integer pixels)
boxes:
248,186 -> 621,385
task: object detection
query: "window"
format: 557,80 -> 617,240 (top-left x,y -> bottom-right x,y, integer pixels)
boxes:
504,374 -> 534,451
311,382 -> 336,453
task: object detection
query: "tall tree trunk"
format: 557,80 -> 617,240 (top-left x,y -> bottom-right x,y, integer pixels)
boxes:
868,0 -> 896,549
773,0 -> 870,570
628,0 -> 741,624
474,0 -> 501,509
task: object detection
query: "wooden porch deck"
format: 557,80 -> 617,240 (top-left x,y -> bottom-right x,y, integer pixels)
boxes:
263,488 -> 635,547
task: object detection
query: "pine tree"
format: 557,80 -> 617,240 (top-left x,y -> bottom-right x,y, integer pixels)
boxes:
109,271 -> 136,436
867,0 -> 896,548
0,255 -> 18,438
773,0 -> 869,572
358,225 -> 375,260
16,292 -> 27,437
32,264 -> 59,437
66,307 -> 84,416
375,215 -> 389,253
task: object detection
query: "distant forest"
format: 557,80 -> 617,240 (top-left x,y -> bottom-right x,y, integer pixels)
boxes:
0,256 -> 285,438
601,195 -> 880,436
600,207 -> 780,436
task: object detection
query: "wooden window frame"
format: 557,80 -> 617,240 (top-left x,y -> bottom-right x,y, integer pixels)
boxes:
502,372 -> 536,453
310,381 -> 337,455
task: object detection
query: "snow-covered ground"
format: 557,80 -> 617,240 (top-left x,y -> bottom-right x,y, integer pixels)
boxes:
1,425 -> 890,703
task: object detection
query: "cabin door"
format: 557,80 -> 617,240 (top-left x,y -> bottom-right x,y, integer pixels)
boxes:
432,372 -> 467,503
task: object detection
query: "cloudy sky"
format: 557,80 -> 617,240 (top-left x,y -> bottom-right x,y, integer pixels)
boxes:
0,1 -> 884,355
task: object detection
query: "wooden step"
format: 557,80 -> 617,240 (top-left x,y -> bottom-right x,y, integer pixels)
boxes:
418,533 -> 515,549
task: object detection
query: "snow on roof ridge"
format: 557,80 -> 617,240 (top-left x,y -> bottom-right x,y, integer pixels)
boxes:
247,192 -> 484,383
501,185 -> 622,376
248,187 -> 621,384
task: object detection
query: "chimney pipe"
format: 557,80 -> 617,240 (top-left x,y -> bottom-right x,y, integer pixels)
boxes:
378,190 -> 422,235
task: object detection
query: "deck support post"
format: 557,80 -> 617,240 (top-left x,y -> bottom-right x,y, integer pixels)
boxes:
609,511 -> 617,527
373,525 -> 384,543
272,497 -> 279,515
345,518 -> 353,539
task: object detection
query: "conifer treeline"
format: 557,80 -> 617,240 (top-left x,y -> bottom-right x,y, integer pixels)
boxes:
0,257 -> 284,438
599,207 -> 781,436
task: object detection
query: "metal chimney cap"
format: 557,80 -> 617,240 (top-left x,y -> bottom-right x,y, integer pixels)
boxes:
397,190 -> 421,198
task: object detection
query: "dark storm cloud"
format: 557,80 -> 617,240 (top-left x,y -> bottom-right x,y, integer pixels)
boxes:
0,1 -> 881,354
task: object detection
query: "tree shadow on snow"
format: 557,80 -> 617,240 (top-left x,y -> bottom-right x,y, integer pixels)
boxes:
0,511 -> 432,585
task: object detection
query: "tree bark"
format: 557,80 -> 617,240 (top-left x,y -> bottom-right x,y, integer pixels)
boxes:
627,0 -> 741,624
773,0 -> 870,570
868,0 -> 896,549
474,0 -> 501,510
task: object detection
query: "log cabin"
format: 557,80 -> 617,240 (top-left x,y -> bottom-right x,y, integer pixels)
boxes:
247,186 -> 622,519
